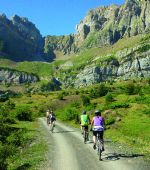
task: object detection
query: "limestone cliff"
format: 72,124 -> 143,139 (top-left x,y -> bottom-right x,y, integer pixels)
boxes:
45,0 -> 150,55
0,67 -> 39,84
0,14 -> 45,61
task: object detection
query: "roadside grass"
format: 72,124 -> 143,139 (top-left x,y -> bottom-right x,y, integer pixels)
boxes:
105,102 -> 150,157
7,121 -> 47,170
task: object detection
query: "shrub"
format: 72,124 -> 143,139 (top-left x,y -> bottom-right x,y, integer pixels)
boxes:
41,80 -> 61,92
125,82 -> 135,95
80,95 -> 90,106
57,92 -> 64,100
109,102 -> 129,109
105,115 -> 115,125
0,144 -> 15,170
97,84 -> 108,97
105,93 -> 113,102
14,106 -> 34,121
61,107 -> 78,121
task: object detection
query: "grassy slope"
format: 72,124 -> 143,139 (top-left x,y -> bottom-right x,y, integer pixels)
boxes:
0,33 -> 145,78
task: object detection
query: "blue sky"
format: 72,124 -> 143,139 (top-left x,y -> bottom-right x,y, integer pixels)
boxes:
0,0 -> 125,36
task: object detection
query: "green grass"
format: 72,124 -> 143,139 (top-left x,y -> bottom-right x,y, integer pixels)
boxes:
7,121 -> 47,170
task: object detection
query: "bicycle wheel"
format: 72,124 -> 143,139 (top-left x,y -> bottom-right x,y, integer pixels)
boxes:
99,141 -> 103,161
50,124 -> 54,133
84,131 -> 86,143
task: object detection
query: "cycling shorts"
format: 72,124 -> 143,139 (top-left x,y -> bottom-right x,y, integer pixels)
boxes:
81,125 -> 88,130
93,131 -> 103,140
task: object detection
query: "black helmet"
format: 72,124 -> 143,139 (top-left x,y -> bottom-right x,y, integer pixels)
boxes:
95,110 -> 101,115
82,110 -> 86,114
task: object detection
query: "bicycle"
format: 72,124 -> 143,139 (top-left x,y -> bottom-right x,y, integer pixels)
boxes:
83,126 -> 89,143
96,132 -> 103,161
50,121 -> 55,133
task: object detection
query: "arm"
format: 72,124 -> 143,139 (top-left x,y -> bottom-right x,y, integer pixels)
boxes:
90,118 -> 94,130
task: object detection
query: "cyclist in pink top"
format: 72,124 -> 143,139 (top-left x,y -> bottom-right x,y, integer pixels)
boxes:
90,110 -> 105,150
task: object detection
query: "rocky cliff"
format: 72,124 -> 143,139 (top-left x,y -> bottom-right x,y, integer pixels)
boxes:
0,68 -> 39,84
0,14 -> 45,61
60,38 -> 150,88
45,0 -> 150,55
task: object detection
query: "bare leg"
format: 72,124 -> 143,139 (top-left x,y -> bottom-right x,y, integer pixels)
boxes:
93,135 -> 96,144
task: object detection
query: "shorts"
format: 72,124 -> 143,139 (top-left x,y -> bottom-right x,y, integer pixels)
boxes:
93,131 -> 104,140
50,117 -> 56,123
81,125 -> 88,131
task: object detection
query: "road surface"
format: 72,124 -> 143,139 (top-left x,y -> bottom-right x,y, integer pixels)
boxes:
39,118 -> 150,170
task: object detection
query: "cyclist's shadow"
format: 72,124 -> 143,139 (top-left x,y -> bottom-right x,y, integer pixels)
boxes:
102,152 -> 144,161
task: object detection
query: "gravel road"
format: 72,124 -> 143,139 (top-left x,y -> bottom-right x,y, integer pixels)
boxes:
39,118 -> 150,170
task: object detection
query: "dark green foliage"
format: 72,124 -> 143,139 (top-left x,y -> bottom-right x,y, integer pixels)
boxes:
137,44 -> 150,53
105,93 -> 113,102
135,96 -> 150,104
14,106 -> 33,121
0,104 -> 16,124
7,129 -> 27,146
70,101 -> 80,108
125,82 -> 135,95
58,92 -> 64,100
89,84 -> 108,98
142,108 -> 150,115
41,81 -> 61,92
80,95 -> 90,106
109,102 -> 129,109
59,107 -> 78,121
0,144 -> 15,170
105,116 -> 115,125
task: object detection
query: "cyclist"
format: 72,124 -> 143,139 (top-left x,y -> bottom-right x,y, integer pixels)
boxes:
49,110 -> 56,130
80,111 -> 90,137
90,110 -> 105,151
46,110 -> 51,125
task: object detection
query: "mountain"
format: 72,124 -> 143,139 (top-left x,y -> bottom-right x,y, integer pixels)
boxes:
0,0 -> 150,88
0,0 -> 150,61
0,14 -> 45,61
45,0 -> 150,56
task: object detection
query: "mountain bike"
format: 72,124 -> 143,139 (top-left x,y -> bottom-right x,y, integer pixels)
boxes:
96,132 -> 103,161
83,126 -> 89,143
50,121 -> 55,133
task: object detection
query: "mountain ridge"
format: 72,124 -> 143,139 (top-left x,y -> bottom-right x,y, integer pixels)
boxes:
0,0 -> 150,61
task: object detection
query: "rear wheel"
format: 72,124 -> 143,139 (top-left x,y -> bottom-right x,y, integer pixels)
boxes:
84,131 -> 86,143
99,147 -> 102,161
50,123 -> 54,133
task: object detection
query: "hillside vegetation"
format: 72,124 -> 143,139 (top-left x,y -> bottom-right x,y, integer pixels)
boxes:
0,78 -> 150,169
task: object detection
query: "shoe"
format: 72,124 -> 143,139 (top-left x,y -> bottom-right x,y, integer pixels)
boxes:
93,144 -> 96,150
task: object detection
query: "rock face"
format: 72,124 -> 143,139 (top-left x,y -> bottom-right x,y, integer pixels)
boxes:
62,43 -> 150,88
0,68 -> 39,84
45,0 -> 150,55
0,0 -> 150,60
0,14 -> 45,61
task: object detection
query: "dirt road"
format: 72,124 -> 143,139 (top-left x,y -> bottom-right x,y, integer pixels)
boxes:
39,118 -> 150,170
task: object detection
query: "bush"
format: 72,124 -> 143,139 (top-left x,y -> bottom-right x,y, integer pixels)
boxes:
125,82 -> 135,95
109,102 -> 129,109
105,116 -> 115,125
57,92 -> 64,100
90,84 -> 108,98
0,144 -> 15,170
105,93 -> 113,102
80,95 -> 90,106
60,107 -> 78,121
14,106 -> 34,121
